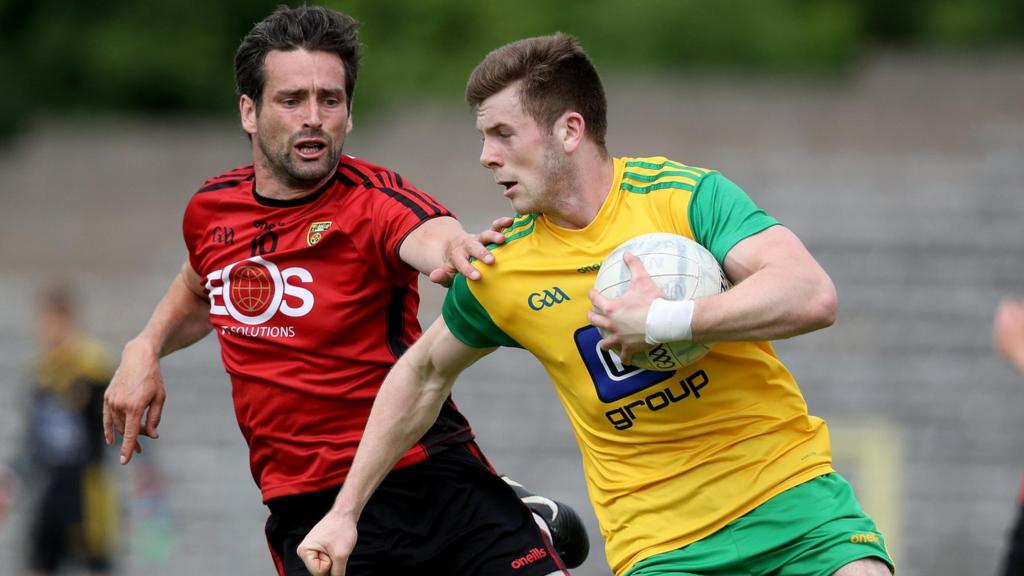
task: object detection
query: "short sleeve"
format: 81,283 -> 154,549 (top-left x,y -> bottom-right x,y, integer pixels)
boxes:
368,179 -> 452,274
688,173 -> 780,264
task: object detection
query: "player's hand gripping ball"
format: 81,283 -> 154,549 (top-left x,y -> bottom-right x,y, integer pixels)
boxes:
594,232 -> 727,371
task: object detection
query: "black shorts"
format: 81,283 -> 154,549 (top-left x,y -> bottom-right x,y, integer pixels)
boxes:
265,442 -> 567,576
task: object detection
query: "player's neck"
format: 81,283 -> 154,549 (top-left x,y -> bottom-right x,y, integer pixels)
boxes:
545,152 -> 614,230
252,163 -> 336,202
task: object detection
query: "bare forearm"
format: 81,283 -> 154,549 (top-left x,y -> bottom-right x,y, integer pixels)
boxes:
693,265 -> 837,342
400,216 -> 506,285
296,320 -> 491,574
331,358 -> 454,519
399,216 -> 465,276
330,319 -> 489,521
293,361 -> 456,576
691,226 -> 837,342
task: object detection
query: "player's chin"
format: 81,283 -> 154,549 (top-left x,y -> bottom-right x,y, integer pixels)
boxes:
290,161 -> 335,182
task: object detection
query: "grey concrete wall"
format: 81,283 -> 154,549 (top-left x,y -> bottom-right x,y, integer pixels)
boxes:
0,52 -> 1022,575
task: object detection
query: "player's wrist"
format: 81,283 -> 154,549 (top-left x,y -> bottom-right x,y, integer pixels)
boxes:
124,335 -> 162,359
330,492 -> 365,520
645,298 -> 695,344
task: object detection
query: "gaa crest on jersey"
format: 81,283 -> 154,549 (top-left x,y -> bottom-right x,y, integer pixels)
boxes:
307,221 -> 332,246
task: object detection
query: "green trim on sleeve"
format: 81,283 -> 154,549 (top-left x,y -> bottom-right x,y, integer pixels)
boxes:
688,172 -> 780,264
442,275 -> 522,349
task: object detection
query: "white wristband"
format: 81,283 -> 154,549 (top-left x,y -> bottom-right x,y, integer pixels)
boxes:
645,298 -> 694,344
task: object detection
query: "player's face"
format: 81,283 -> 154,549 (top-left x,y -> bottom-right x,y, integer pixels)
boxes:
476,83 -> 572,215
35,307 -> 70,350
242,49 -> 353,191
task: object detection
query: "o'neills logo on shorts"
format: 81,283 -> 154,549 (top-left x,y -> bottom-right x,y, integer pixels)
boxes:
510,547 -> 548,569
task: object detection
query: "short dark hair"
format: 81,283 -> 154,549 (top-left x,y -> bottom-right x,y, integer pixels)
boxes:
234,5 -> 361,111
39,280 -> 76,320
466,33 -> 607,149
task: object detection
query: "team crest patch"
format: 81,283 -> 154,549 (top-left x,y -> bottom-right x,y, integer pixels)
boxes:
306,221 -> 332,246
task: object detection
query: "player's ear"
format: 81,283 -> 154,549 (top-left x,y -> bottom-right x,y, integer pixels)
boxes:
240,95 -> 258,136
557,111 -> 585,153
346,112 -> 353,135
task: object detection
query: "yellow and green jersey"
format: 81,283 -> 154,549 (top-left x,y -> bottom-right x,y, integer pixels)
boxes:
443,156 -> 833,575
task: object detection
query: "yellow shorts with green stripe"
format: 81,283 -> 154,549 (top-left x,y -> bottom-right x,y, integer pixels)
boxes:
624,473 -> 893,576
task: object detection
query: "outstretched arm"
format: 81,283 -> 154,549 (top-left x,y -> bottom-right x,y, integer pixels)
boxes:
103,260 -> 212,464
590,226 -> 837,361
399,215 -> 512,285
298,318 -> 494,576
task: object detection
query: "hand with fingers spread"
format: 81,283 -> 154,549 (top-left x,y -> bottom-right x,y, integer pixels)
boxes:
103,339 -> 166,465
587,252 -> 667,365
298,511 -> 359,576
428,217 -> 512,286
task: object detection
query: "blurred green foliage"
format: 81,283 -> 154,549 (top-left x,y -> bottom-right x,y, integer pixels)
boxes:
1,0 -> 1021,138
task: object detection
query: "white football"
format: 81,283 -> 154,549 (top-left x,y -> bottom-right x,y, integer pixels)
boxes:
594,232 -> 727,371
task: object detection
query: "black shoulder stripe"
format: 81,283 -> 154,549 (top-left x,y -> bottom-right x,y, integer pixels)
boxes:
335,168 -> 357,186
338,161 -> 375,186
380,169 -> 445,213
373,172 -> 392,190
197,174 -> 253,194
376,186 -> 430,219
398,183 -> 448,215
340,162 -> 446,219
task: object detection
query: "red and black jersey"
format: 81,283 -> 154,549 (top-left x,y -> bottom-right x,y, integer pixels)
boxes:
183,155 -> 475,502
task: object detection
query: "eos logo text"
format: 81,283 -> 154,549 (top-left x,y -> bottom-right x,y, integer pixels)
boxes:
527,287 -> 570,311
206,256 -> 314,325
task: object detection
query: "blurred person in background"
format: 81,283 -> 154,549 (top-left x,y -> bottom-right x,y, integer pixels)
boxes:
996,297 -> 1024,576
299,33 -> 894,576
994,298 -> 1024,373
0,282 -> 116,576
101,5 -> 585,576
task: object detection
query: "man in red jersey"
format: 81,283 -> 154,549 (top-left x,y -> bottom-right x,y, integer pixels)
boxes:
101,6 -> 584,576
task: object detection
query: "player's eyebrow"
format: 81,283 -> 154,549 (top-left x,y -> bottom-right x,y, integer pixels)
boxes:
273,87 -> 346,99
479,121 -> 512,134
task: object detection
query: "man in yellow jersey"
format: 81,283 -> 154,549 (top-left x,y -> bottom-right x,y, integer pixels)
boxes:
0,283 -> 117,576
297,33 -> 895,576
